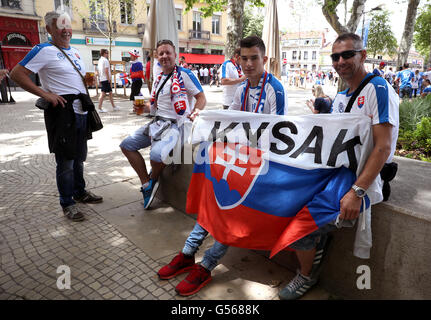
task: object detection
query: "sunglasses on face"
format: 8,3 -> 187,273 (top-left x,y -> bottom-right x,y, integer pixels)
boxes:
330,49 -> 362,62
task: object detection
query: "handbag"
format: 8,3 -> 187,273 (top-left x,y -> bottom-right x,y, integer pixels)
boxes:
51,42 -> 103,132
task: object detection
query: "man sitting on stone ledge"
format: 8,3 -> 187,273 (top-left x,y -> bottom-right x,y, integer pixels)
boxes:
120,39 -> 206,210
157,36 -> 288,297
277,32 -> 399,300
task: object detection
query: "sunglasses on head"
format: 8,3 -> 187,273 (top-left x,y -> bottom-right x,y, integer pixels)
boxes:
156,39 -> 174,47
330,49 -> 362,62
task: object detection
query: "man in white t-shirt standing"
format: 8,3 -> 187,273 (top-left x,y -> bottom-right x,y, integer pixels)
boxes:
97,48 -> 119,112
203,66 -> 209,85
120,39 -> 206,210
10,11 -> 103,222
221,47 -> 246,109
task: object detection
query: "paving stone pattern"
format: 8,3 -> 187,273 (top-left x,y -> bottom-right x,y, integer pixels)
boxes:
0,98 -> 201,300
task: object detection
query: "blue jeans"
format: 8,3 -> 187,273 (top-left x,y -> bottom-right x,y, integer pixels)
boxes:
55,113 -> 88,208
182,222 -> 229,271
400,86 -> 412,99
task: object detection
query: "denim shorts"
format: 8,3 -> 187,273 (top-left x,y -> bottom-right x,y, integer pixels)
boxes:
120,123 -> 181,163
288,223 -> 339,251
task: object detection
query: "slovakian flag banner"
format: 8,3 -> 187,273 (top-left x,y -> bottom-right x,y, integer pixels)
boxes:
186,110 -> 378,257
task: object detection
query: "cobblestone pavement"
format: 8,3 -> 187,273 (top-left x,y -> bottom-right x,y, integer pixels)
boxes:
0,85 -> 335,301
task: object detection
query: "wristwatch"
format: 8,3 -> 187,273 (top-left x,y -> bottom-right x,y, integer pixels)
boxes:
351,184 -> 366,198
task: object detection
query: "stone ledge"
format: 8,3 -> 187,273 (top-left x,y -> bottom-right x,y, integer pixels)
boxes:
157,153 -> 431,299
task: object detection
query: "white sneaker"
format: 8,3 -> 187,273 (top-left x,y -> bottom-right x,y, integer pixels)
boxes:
112,106 -> 120,111
98,108 -> 107,113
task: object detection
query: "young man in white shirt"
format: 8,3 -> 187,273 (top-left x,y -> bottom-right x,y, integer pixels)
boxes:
97,49 -> 119,112
221,47 -> 246,109
157,36 -> 289,298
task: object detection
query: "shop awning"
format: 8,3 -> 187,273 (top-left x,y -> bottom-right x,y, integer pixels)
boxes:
179,53 -> 225,65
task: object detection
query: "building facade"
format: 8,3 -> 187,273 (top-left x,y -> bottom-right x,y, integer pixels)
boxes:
0,0 -> 42,73
281,30 -> 330,74
1,0 -> 228,74
174,0 -> 227,65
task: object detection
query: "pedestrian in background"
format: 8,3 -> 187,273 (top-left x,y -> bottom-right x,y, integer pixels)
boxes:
128,49 -> 144,101
306,85 -> 332,114
97,49 -> 120,112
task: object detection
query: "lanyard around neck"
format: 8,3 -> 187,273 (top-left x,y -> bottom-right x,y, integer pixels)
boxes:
241,71 -> 268,113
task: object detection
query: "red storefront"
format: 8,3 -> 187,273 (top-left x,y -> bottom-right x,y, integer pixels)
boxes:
0,17 -> 41,71
179,53 -> 225,65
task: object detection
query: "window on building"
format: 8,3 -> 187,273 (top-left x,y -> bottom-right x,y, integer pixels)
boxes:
303,51 -> 308,60
212,15 -> 221,35
312,51 -> 317,60
282,52 -> 287,59
1,0 -> 21,8
377,55 -> 383,60
120,0 -> 134,25
179,47 -> 186,53
54,0 -> 71,14
89,0 -> 104,20
211,49 -> 223,55
193,11 -> 202,31
176,9 -> 182,30
290,64 -> 294,69
192,48 -> 205,54
303,64 -> 307,69
92,50 -> 100,63
292,51 -> 297,60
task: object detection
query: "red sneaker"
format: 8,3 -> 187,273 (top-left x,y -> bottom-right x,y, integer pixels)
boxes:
175,264 -> 212,296
157,252 -> 195,280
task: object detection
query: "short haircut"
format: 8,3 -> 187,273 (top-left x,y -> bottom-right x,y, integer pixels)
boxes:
424,79 -> 431,85
156,39 -> 175,50
240,36 -> 266,56
44,11 -> 60,28
334,33 -> 364,50
403,63 -> 409,69
100,49 -> 108,56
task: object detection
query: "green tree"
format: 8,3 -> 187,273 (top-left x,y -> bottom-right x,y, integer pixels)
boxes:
414,4 -> 431,68
184,0 -> 264,57
242,6 -> 264,38
367,10 -> 398,59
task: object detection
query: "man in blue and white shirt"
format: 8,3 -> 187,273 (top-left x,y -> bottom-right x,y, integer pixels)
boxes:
396,63 -> 415,99
230,37 -> 288,115
279,33 -> 399,301
221,48 -> 246,109
10,11 -> 103,222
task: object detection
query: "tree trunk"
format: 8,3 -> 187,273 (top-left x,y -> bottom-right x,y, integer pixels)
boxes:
321,0 -> 366,35
226,0 -> 245,58
322,0 -> 367,93
397,0 -> 421,68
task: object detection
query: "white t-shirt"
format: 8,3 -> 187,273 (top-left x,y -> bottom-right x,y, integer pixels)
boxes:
97,56 -> 110,82
221,60 -> 243,106
332,73 -> 399,164
230,72 -> 288,115
19,42 -> 87,114
203,68 -> 209,77
153,66 -> 203,120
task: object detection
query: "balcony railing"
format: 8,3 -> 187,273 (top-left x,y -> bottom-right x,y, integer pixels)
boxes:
82,18 -> 117,34
189,30 -> 210,41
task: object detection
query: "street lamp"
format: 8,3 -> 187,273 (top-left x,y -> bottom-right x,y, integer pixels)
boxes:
361,5 -> 383,44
